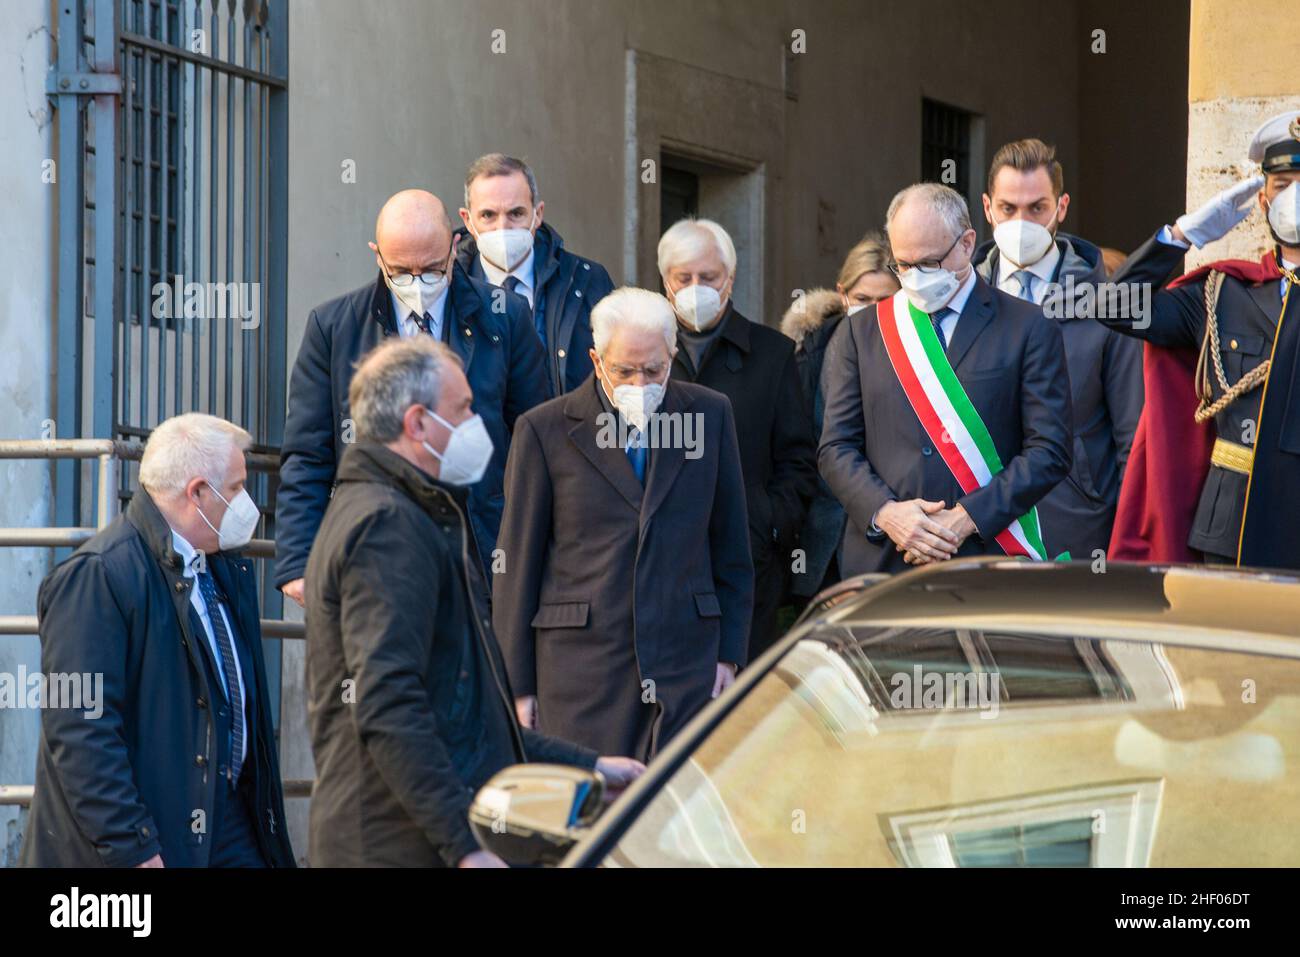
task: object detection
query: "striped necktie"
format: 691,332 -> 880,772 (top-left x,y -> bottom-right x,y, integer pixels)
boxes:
931,309 -> 948,351
195,570 -> 245,785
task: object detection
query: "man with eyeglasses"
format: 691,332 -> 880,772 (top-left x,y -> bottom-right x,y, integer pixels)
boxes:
819,182 -> 1073,575
275,189 -> 548,604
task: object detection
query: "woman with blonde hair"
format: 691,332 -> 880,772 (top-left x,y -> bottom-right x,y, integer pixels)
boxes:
782,232 -> 898,600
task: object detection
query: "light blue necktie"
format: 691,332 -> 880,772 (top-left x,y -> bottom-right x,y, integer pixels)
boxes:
1012,270 -> 1035,302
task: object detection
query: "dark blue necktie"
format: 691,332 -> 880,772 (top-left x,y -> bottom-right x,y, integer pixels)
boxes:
196,570 -> 245,785
626,428 -> 647,484
931,309 -> 949,352
505,275 -> 545,345
412,311 -> 433,335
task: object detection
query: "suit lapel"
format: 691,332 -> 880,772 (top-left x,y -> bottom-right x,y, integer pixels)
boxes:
944,275 -> 996,372
639,381 -> 693,531
564,379 -> 643,510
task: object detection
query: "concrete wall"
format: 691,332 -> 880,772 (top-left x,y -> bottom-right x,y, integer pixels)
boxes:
0,0 -> 55,865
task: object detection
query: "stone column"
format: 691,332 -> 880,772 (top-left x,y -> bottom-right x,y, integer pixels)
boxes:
1186,0 -> 1300,268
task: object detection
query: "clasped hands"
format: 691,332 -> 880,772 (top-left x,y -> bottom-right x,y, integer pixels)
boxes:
876,499 -> 976,566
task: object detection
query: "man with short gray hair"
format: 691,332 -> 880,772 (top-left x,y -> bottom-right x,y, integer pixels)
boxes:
22,413 -> 294,868
305,337 -> 643,867
819,183 -> 1073,574
493,286 -> 754,761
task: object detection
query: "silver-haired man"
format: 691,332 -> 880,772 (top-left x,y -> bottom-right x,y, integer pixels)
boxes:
22,413 -> 294,868
493,286 -> 755,762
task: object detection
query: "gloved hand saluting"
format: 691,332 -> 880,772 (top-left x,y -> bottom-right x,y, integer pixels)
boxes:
1174,175 -> 1265,248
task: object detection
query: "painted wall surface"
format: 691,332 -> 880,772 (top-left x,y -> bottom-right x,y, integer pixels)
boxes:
0,0 -> 55,866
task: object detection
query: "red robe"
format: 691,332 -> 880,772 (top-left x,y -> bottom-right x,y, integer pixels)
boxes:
1108,252 -> 1284,562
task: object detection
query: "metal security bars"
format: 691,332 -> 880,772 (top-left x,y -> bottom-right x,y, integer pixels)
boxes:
51,0 -> 288,534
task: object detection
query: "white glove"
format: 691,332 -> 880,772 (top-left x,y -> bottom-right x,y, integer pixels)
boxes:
1175,175 -> 1265,248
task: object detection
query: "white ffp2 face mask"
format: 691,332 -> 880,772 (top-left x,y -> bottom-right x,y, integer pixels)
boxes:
599,360 -> 667,432
1267,182 -> 1300,246
475,211 -> 537,272
898,267 -> 962,315
992,215 -> 1057,268
382,269 -> 449,320
422,409 -> 494,486
671,283 -> 725,332
198,484 -> 260,551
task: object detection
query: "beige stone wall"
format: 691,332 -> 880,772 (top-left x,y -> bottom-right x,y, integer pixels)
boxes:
1185,0 -> 1300,268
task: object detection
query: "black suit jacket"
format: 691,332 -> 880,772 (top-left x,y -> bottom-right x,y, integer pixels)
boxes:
818,276 -> 1073,575
670,305 -> 817,569
492,375 -> 754,760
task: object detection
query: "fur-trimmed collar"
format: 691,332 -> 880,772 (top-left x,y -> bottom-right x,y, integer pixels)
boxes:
780,288 -> 845,342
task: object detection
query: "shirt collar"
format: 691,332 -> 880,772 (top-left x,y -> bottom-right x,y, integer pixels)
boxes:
478,244 -> 536,292
997,240 -> 1061,287
941,266 -> 979,317
170,529 -> 204,577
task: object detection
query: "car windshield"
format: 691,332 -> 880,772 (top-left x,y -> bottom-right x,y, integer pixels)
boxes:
602,624 -> 1300,867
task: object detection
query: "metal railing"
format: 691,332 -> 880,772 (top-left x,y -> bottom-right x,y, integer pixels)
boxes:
0,438 -> 309,809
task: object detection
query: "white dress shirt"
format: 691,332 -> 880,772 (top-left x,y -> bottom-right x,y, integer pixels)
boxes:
391,285 -> 451,340
171,530 -> 248,766
995,242 -> 1061,305
478,245 -> 537,308
935,266 -> 979,342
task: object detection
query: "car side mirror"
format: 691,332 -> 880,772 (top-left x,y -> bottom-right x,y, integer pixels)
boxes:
468,763 -> 605,866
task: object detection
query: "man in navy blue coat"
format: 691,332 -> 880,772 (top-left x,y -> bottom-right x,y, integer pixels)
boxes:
275,189 -> 548,604
819,183 -> 1072,575
454,153 -> 615,396
21,414 -> 295,868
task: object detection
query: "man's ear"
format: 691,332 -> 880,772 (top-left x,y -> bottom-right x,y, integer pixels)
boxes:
533,200 -> 545,228
457,207 -> 472,230
184,475 -> 207,507
981,193 -> 994,225
402,403 -> 429,441
1057,192 -> 1071,225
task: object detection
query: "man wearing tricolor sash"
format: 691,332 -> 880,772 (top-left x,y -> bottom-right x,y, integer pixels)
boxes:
819,183 -> 1074,575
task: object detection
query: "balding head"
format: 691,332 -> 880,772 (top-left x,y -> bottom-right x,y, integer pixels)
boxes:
369,189 -> 453,278
885,183 -> 976,277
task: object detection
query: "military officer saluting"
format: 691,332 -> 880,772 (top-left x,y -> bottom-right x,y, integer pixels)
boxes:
1103,110 -> 1300,569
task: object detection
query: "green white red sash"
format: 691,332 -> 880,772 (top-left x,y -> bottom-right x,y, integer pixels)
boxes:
876,290 -> 1050,561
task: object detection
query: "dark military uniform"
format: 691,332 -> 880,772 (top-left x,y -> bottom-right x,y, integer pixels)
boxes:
1107,239 -> 1297,563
